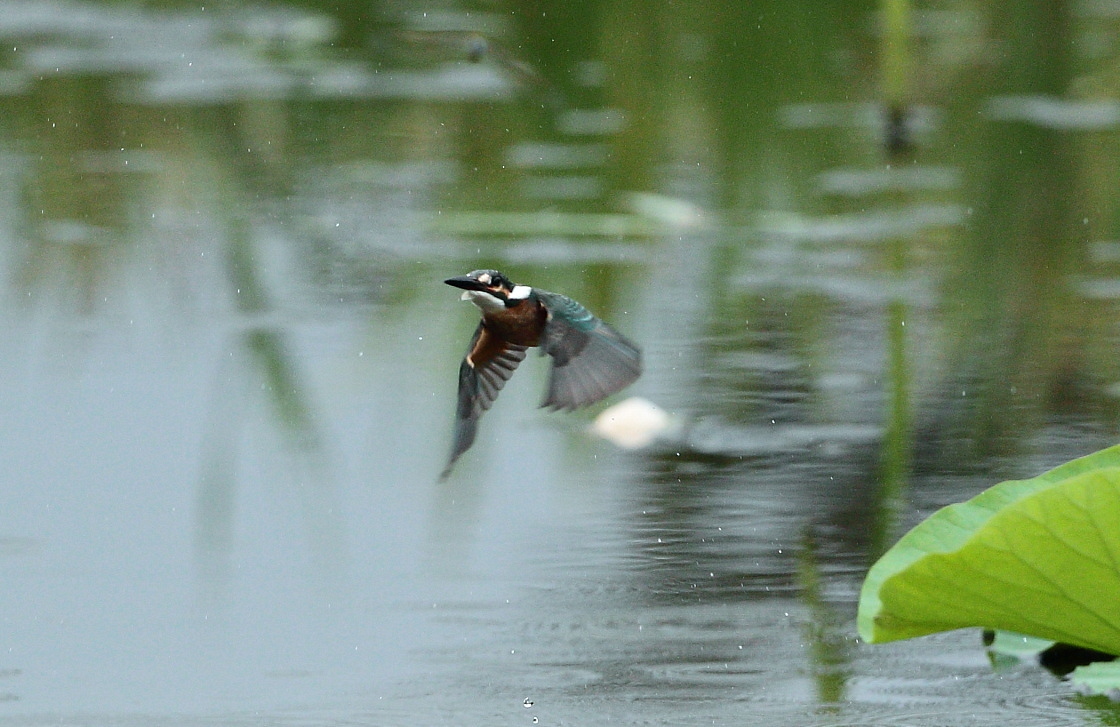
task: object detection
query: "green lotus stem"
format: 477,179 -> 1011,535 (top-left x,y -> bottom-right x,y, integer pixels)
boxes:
881,0 -> 912,109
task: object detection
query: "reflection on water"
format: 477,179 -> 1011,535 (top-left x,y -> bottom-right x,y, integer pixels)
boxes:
2,1 -> 1120,725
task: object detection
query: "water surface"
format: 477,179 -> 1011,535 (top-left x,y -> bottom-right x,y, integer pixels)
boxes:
2,2 -> 1120,725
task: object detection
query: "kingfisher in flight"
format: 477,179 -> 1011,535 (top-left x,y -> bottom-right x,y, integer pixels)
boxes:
441,269 -> 642,478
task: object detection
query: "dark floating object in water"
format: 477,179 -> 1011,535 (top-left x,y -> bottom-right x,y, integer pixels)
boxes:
395,30 -> 549,89
884,104 -> 913,157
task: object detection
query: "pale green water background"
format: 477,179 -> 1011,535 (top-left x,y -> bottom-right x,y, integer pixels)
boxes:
2,2 -> 1120,725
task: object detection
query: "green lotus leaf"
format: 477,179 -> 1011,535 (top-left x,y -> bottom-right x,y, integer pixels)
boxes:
859,443 -> 1120,655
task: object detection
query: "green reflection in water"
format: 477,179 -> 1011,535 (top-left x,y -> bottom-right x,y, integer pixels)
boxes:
192,103 -> 344,598
872,156 -> 916,556
12,74 -> 134,314
797,528 -> 850,707
926,3 -> 1093,468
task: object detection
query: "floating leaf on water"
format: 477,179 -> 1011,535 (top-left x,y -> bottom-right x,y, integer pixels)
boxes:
816,166 -> 960,197
985,96 -> 1120,130
506,142 -> 609,169
428,211 -> 661,237
502,239 -> 645,265
986,630 -> 1056,660
623,192 -> 708,230
1070,661 -> 1120,699
556,108 -> 627,135
985,629 -> 1056,671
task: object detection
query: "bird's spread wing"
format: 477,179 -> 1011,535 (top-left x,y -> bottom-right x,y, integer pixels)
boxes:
441,323 -> 528,478
535,290 -> 642,411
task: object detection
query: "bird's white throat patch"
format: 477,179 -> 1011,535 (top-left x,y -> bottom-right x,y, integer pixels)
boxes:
461,289 -> 505,311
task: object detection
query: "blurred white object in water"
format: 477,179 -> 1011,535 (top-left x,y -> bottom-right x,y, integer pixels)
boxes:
624,192 -> 707,230
591,397 -> 674,450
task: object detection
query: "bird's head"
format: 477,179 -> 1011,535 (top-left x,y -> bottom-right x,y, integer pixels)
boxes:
445,269 -> 531,310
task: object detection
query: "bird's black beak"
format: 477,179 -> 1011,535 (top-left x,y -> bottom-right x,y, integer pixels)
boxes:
445,275 -> 486,291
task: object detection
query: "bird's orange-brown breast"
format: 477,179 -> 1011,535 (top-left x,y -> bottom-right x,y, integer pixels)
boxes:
467,299 -> 547,367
